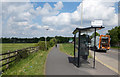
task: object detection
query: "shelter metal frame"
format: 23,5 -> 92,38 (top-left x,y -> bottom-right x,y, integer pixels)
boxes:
72,26 -> 105,68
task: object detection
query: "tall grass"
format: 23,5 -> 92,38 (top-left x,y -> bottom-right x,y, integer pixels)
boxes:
1,42 -> 53,75
3,48 -> 51,75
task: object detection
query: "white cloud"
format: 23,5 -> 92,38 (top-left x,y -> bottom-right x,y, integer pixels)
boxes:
34,1 -> 63,17
42,0 -> 118,35
1,1 -> 119,37
75,0 -> 118,27
104,14 -> 118,26
2,2 -> 62,37
2,0 -> 119,2
54,1 -> 63,10
0,2 -> 2,37
35,3 -> 53,16
2,2 -> 36,37
1,0 -> 30,2
18,22 -> 29,26
42,13 -> 71,27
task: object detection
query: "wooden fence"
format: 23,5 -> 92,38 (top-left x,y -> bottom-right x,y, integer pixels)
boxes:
0,46 -> 39,73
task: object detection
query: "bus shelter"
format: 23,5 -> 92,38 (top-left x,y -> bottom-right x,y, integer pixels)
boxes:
72,26 -> 105,68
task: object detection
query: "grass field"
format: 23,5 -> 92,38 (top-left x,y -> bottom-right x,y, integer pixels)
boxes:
2,46 -> 52,75
59,43 -> 92,58
1,43 -> 37,74
1,43 -> 36,53
3,49 -> 50,75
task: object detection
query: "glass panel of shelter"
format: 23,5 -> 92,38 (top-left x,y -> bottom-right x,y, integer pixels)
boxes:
74,31 -> 90,67
75,32 -> 79,64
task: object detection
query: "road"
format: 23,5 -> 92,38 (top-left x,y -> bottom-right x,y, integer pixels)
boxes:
107,48 -> 120,61
46,45 -> 117,75
98,48 -> 119,62
90,48 -> 120,74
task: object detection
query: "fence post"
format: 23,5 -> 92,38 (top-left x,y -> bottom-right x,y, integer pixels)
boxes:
35,46 -> 38,52
35,47 -> 37,52
37,46 -> 39,51
28,48 -> 30,54
15,51 -> 18,61
14,50 -> 17,56
15,50 -> 17,59
6,51 -> 10,69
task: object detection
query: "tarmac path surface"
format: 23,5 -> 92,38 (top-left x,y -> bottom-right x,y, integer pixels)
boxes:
46,45 -> 118,75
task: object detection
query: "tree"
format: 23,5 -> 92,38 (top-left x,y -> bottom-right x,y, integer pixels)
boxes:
107,26 -> 120,46
55,36 -> 71,43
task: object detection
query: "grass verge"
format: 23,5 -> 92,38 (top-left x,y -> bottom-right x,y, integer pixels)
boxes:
1,43 -> 36,53
59,43 -> 92,58
111,46 -> 120,49
59,43 -> 74,56
2,47 -> 52,75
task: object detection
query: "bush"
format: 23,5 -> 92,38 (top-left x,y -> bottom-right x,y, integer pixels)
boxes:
36,41 -> 47,51
16,49 -> 28,61
36,38 -> 57,51
49,38 -> 57,47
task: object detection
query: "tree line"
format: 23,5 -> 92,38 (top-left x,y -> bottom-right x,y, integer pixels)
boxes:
107,26 -> 120,46
0,36 -> 73,43
1,26 -> 119,46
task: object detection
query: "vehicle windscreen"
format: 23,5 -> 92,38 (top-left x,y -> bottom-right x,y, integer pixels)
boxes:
101,37 -> 109,46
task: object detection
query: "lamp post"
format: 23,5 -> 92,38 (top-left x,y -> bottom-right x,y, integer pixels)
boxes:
45,28 -> 49,50
81,0 -> 83,27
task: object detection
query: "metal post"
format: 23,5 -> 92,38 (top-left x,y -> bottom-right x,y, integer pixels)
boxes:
45,37 -> 47,50
81,0 -> 83,27
45,28 -> 49,50
74,34 -> 76,63
78,31 -> 81,67
93,28 -> 96,68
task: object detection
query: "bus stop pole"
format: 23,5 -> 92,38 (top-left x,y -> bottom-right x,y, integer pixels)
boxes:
74,34 -> 76,63
93,28 -> 96,68
78,31 -> 81,67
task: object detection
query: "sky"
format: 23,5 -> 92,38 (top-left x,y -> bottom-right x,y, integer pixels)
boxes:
1,0 -> 120,38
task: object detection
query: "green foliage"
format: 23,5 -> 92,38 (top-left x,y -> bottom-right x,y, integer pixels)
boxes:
3,49 -> 49,75
59,43 -> 74,56
1,37 -> 54,43
118,26 -> 120,40
2,42 -> 53,75
55,36 -> 73,43
111,46 -> 120,49
1,36 -> 73,44
49,38 -> 57,47
36,38 -> 57,51
1,43 -> 36,72
36,41 -> 47,51
90,32 -> 100,39
16,49 -> 28,60
107,26 -> 120,46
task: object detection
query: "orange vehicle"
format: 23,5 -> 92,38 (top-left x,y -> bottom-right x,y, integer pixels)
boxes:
99,35 -> 110,50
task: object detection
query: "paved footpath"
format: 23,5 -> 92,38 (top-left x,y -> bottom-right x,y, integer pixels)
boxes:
45,45 -> 118,75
